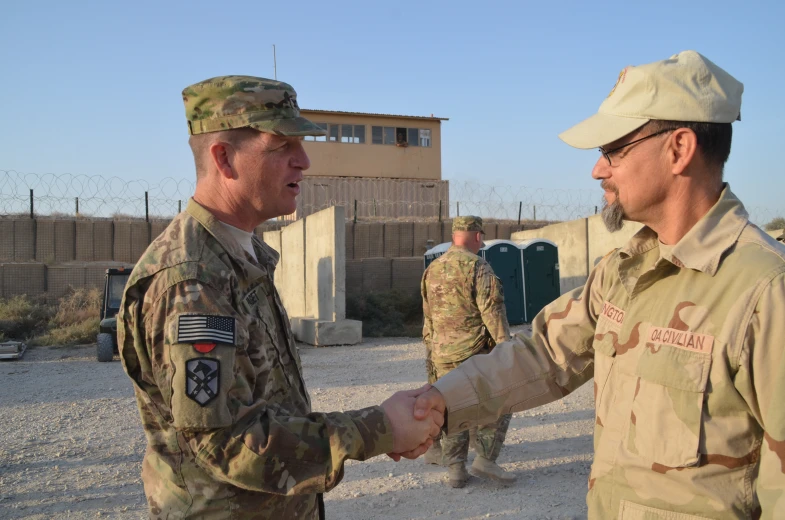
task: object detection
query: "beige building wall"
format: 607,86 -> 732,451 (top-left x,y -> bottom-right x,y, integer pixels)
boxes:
300,110 -> 445,180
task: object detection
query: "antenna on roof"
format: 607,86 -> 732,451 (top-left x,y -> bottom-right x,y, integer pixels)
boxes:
273,44 -> 277,80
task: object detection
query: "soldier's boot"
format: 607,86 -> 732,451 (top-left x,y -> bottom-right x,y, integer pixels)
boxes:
424,441 -> 442,465
448,463 -> 469,488
469,456 -> 517,485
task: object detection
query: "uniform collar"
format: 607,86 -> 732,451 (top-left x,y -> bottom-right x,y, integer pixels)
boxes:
620,184 -> 748,276
185,198 -> 280,271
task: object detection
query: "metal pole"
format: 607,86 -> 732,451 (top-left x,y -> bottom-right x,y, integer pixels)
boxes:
353,199 -> 357,223
533,205 -> 537,221
517,201 -> 522,225
145,191 -> 149,222
273,45 -> 277,80
373,199 -> 377,217
178,200 -> 182,213
457,202 -> 460,217
595,205 -> 598,215
29,189 -> 33,218
438,200 -> 442,222
75,197 -> 79,216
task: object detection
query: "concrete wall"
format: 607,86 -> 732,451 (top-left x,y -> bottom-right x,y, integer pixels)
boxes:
279,219 -> 306,317
305,205 -> 346,321
512,215 -> 642,293
766,228 -> 784,240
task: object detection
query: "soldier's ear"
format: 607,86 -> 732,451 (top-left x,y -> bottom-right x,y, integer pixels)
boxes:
209,141 -> 238,180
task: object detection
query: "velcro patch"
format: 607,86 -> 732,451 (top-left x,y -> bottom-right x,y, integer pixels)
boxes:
178,315 -> 235,345
647,326 -> 714,355
185,358 -> 220,406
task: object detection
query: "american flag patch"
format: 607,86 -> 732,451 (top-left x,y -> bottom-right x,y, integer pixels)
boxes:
177,315 -> 236,345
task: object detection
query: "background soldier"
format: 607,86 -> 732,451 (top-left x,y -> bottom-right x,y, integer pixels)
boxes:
421,216 -> 515,488
413,51 -> 785,518
118,76 -> 441,519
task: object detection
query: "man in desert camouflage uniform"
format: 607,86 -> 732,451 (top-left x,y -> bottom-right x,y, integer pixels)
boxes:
421,216 -> 515,488
414,51 -> 785,518
118,76 -> 442,519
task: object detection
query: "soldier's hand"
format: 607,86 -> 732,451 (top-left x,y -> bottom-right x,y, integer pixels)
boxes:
381,384 -> 443,458
413,386 -> 447,422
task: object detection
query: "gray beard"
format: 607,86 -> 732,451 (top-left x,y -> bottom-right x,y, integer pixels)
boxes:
601,194 -> 625,232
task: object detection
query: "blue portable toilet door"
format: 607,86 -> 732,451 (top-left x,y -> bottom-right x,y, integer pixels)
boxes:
521,240 -> 560,322
481,241 -> 525,326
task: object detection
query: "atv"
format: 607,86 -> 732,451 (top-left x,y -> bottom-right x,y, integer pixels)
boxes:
97,267 -> 132,362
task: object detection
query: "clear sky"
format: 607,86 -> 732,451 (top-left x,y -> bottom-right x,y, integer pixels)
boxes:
2,0 -> 783,222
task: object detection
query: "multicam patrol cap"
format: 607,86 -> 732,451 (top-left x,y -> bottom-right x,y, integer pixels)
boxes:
559,50 -> 744,149
453,216 -> 485,234
182,75 -> 327,137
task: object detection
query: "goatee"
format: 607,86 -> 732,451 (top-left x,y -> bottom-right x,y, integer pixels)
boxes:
601,184 -> 625,232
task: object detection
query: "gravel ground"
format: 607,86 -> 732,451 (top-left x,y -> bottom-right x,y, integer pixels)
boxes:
0,328 -> 593,519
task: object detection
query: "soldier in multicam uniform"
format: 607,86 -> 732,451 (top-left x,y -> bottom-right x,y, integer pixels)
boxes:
413,51 -> 785,518
421,216 -> 516,488
117,76 -> 442,519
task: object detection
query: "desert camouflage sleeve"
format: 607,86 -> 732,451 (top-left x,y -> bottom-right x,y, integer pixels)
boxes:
736,271 -> 785,516
434,256 -> 609,434
146,280 -> 394,495
475,262 -> 510,345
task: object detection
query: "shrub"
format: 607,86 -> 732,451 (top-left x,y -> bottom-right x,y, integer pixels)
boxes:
0,295 -> 53,340
34,287 -> 102,346
764,217 -> 785,231
346,289 -> 423,338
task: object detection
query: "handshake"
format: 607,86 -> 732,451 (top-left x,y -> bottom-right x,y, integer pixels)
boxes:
380,384 -> 448,461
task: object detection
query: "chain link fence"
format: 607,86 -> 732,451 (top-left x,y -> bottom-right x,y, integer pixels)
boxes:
2,169 -> 782,226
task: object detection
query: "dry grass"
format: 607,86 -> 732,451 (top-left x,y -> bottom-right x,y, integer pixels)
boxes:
346,289 -> 423,337
0,288 -> 102,346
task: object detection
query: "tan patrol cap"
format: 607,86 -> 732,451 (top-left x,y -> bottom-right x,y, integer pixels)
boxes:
559,50 -> 744,149
453,216 -> 485,234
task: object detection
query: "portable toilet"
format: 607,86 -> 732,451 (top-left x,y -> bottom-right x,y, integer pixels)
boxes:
518,239 -> 560,322
424,241 -> 452,269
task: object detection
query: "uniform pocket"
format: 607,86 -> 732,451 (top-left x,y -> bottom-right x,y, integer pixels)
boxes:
627,344 -> 711,468
619,499 -> 713,519
591,333 -> 617,428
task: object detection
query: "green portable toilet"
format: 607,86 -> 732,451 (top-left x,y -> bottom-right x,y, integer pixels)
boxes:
480,240 -> 526,325
424,242 -> 451,269
518,239 -> 560,322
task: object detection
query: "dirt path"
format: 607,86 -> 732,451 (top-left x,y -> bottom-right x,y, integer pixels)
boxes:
0,334 -> 592,519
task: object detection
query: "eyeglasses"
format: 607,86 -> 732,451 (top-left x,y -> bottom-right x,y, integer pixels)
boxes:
598,128 -> 674,166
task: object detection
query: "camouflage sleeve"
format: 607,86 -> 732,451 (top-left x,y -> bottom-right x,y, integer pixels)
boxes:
736,272 -> 785,516
421,269 -> 438,384
475,262 -> 510,345
145,280 -> 394,495
433,254 -> 609,435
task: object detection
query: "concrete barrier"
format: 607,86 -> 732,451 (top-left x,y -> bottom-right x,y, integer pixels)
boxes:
279,219 -> 306,317
93,221 -> 113,261
399,222 -> 414,257
441,221 -> 452,244
346,260 -> 363,300
262,229 -> 282,257
413,223 -> 430,256
497,224 -> 511,240
367,223 -> 384,258
345,222 -> 354,260
304,205 -> 345,321
483,223 -> 497,240
586,215 -> 642,268
131,222 -> 150,261
150,220 -> 171,242
47,264 -> 86,303
75,221 -> 94,261
353,223 -> 371,259
35,220 -> 56,264
2,263 -> 46,298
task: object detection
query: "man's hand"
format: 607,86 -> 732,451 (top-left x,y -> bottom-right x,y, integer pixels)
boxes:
413,386 -> 446,421
381,384 -> 443,460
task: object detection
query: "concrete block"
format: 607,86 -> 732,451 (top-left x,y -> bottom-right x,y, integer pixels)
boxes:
2,263 -> 46,298
398,222 -> 414,257
587,215 -> 642,269
262,230 -> 282,257
362,257 -> 392,293
383,223 -> 401,258
345,222 -> 354,260
35,220 -> 56,264
75,221 -> 94,261
290,317 -> 362,346
279,218 -> 306,317
93,221 -> 113,261
13,220 -> 35,261
367,223 -> 384,258
497,224 -> 512,240
305,206 -> 346,321
0,221 -> 13,260
54,220 -> 75,262
392,257 -> 424,295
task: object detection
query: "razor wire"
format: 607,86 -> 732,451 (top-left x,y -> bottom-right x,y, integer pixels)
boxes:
2,169 -> 783,227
